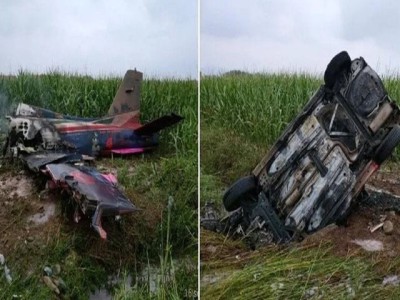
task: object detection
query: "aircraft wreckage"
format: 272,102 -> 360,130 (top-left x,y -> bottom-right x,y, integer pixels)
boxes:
202,51 -> 400,245
2,70 -> 183,239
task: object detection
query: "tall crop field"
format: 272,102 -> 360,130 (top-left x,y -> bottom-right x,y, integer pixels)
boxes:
0,71 -> 197,299
201,73 -> 400,147
200,73 -> 400,299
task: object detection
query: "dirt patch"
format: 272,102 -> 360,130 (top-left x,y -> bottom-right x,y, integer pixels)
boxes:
0,163 -> 166,271
0,170 -> 61,258
302,205 -> 400,257
201,229 -> 248,263
27,201 -> 56,226
0,170 -> 35,199
299,168 -> 400,257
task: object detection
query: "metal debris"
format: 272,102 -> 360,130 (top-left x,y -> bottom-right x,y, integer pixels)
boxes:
304,286 -> 319,298
383,220 -> 394,234
4,265 -> 12,283
53,278 -> 67,293
54,264 -> 61,276
0,253 -> 12,284
43,266 -> 53,276
382,275 -> 400,286
352,239 -> 384,252
2,69 -> 183,239
43,276 -> 60,294
370,222 -> 384,233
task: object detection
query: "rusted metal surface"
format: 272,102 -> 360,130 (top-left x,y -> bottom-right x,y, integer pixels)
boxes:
107,69 -> 142,116
369,102 -> 393,133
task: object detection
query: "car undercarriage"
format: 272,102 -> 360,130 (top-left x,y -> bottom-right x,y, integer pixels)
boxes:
203,52 -> 400,245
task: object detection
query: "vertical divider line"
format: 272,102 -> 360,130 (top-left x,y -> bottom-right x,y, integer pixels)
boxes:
197,0 -> 201,298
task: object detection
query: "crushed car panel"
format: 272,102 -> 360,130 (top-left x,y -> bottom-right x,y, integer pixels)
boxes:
220,52 -> 400,244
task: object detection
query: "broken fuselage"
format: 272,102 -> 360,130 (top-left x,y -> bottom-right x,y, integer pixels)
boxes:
6,103 -> 158,157
2,69 -> 183,239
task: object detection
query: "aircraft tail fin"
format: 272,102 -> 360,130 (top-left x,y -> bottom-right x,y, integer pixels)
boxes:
107,70 -> 142,116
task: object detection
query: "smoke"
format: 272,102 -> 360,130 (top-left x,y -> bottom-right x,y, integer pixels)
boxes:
0,92 -> 16,140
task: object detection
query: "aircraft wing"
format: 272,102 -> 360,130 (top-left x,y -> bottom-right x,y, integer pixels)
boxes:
20,152 -> 137,239
21,152 -> 85,172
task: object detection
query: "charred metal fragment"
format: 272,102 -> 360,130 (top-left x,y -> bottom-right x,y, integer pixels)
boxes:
2,69 -> 183,239
208,52 -> 400,245
21,152 -> 84,172
45,163 -> 137,239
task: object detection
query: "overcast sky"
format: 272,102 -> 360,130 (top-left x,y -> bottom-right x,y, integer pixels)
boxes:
201,0 -> 400,76
0,0 -> 197,78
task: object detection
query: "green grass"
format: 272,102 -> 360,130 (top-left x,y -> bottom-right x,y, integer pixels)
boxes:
201,235 -> 400,299
0,71 -> 197,299
200,72 -> 400,299
201,73 -> 320,145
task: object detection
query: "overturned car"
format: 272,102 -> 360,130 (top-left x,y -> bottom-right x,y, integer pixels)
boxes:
221,51 -> 400,243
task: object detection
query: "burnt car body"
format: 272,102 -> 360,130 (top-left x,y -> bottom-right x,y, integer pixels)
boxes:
2,70 -> 183,239
222,52 -> 400,243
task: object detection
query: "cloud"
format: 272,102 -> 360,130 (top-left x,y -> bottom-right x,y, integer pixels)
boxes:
0,0 -> 197,78
201,0 -> 400,76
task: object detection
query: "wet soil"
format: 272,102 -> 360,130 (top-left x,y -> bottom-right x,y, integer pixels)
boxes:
0,165 -> 163,268
0,169 -> 60,258
202,167 -> 400,276
300,170 -> 400,259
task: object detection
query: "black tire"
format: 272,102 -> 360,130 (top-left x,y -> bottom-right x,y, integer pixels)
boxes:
223,175 -> 257,212
324,51 -> 351,89
374,125 -> 400,164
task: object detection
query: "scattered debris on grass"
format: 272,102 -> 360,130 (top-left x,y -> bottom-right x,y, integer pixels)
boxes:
351,239 -> 384,252
27,201 -> 56,226
41,264 -> 67,295
383,220 -> 394,234
382,275 -> 400,286
0,172 -> 35,199
0,253 -> 12,284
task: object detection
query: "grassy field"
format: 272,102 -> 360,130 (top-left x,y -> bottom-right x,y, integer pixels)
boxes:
200,73 -> 400,299
0,71 -> 197,299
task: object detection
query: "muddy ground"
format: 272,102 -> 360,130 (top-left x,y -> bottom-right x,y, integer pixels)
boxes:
311,169 -> 400,259
0,162 -> 163,270
201,168 -> 400,268
2,168 -> 400,259
0,168 -> 59,257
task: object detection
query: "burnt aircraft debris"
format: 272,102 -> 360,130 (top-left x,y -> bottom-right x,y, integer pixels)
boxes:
2,69 -> 183,240
202,51 -> 400,246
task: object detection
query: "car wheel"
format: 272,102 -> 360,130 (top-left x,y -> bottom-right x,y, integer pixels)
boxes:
324,51 -> 351,89
223,175 -> 257,212
374,125 -> 400,164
